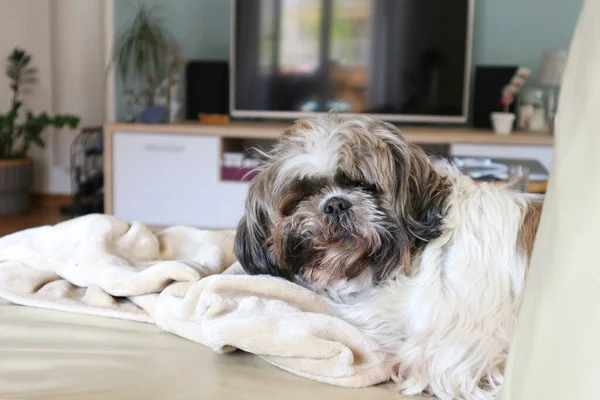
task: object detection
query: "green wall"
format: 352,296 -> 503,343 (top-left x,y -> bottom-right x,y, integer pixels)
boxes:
473,0 -> 582,68
113,0 -> 583,121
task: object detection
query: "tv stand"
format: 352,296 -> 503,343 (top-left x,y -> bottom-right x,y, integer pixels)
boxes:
103,121 -> 553,230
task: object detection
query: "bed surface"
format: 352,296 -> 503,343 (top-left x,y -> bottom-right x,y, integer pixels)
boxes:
0,300 -> 420,399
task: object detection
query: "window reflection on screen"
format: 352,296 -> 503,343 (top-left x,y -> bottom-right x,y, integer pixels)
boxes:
330,0 -> 371,67
235,0 -> 470,119
279,0 -> 321,74
330,0 -> 372,112
259,0 -> 276,73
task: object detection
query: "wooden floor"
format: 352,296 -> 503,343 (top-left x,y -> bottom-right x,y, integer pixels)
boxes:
0,196 -> 72,237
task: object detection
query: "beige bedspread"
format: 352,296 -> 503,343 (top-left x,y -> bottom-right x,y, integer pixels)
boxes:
0,215 -> 389,389
0,298 -> 415,400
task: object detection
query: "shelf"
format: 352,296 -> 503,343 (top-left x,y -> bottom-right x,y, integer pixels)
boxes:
104,121 -> 555,146
104,126 -> 552,221
220,137 -> 276,183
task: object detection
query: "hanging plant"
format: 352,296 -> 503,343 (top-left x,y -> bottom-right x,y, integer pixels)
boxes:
111,3 -> 172,109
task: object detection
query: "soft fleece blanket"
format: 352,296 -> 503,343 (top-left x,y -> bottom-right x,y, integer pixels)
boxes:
0,214 -> 389,388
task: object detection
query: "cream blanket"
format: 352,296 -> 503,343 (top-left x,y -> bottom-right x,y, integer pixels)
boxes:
0,214 -> 389,388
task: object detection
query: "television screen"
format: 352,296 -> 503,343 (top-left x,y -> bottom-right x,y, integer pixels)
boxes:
232,0 -> 473,123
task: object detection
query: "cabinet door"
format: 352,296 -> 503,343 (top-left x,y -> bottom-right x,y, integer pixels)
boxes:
113,132 -> 223,227
217,181 -> 253,228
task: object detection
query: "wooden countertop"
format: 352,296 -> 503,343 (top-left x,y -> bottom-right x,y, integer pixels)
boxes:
104,121 -> 554,146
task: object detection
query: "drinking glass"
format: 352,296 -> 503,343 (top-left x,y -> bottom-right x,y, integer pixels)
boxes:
507,165 -> 530,193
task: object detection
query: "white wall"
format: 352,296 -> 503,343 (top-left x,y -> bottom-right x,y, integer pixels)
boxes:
0,0 -> 107,194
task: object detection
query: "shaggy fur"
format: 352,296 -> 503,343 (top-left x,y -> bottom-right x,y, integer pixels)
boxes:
235,115 -> 542,399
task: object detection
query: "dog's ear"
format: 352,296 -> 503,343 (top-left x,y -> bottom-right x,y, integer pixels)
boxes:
404,148 -> 449,245
234,183 -> 282,277
389,139 -> 449,247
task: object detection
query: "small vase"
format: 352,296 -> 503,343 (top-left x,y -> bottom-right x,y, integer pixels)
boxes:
490,112 -> 516,135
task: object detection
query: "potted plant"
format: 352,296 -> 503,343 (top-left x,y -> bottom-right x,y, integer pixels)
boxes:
111,4 -> 192,123
0,48 -> 80,215
111,4 -> 171,122
491,67 -> 531,135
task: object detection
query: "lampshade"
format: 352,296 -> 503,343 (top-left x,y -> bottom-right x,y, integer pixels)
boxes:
537,50 -> 568,86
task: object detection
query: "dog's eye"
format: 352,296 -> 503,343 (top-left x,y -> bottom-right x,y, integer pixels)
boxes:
358,182 -> 378,194
282,195 -> 309,217
293,195 -> 310,207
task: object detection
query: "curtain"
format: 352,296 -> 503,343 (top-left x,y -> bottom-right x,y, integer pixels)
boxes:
500,1 -> 598,398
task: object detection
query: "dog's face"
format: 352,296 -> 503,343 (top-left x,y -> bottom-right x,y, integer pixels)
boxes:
235,116 -> 449,288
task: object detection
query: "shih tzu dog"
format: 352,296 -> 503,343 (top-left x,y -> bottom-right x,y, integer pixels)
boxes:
234,115 -> 542,400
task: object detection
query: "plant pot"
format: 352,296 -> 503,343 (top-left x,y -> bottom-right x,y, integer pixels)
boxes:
0,158 -> 34,215
490,112 -> 516,135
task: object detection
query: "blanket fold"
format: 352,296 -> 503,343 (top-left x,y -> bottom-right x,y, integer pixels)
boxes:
0,214 -> 389,388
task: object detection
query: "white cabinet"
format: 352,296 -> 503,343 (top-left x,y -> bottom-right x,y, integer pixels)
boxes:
108,127 -> 555,230
112,132 -> 249,229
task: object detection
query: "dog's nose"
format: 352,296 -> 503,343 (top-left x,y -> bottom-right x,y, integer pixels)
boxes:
323,196 -> 352,215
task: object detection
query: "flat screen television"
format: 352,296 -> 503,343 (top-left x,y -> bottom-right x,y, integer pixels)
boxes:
231,0 -> 474,123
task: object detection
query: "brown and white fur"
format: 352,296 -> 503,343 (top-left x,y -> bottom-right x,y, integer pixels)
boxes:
234,115 -> 542,399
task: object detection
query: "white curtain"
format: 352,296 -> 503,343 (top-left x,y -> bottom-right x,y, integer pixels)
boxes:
500,1 -> 599,398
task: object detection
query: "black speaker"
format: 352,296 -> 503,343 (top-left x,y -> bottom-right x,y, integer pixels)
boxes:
472,65 -> 519,129
185,61 -> 229,120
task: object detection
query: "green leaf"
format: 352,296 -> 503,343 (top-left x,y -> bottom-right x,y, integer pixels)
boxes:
31,135 -> 45,148
111,2 -> 171,82
1,47 -> 79,159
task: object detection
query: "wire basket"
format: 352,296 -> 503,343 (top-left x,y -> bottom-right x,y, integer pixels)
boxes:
60,126 -> 104,217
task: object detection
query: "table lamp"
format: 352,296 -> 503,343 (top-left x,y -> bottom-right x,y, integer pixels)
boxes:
536,50 -> 568,134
